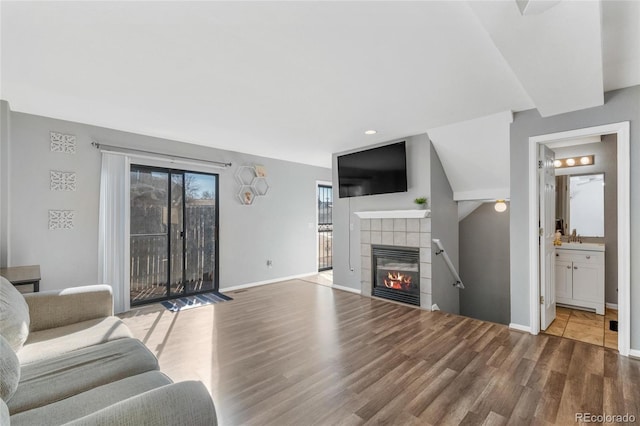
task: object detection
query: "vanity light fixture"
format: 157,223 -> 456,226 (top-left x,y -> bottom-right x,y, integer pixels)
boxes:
554,155 -> 594,169
364,130 -> 377,135
494,200 -> 507,212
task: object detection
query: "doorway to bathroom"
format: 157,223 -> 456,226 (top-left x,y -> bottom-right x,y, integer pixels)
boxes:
528,122 -> 630,355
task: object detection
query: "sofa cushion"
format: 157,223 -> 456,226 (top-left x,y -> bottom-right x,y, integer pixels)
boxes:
0,335 -> 20,401
24,285 -> 114,332
18,316 -> 132,364
0,276 -> 30,352
65,381 -> 217,426
8,338 -> 159,414
10,371 -> 173,426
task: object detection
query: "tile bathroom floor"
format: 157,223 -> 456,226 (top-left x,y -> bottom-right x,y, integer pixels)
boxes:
544,306 -> 618,349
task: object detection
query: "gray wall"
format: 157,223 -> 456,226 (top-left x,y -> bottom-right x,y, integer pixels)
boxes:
510,85 -> 640,348
459,202 -> 510,324
5,107 -> 331,292
430,143 -> 460,314
332,134 -> 430,290
553,138 -> 618,304
0,100 -> 9,267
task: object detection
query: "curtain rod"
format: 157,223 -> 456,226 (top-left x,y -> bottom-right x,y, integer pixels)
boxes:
91,141 -> 233,168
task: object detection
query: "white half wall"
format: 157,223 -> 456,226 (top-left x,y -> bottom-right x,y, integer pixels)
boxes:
428,111 -> 512,201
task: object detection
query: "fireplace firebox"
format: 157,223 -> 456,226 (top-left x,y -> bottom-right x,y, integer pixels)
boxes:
371,245 -> 420,306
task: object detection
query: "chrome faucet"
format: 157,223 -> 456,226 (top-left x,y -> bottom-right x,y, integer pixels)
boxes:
568,229 -> 582,243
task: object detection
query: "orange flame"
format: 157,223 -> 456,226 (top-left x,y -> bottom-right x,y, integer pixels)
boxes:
383,271 -> 413,290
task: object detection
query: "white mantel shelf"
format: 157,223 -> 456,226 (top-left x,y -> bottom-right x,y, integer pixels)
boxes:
354,209 -> 431,219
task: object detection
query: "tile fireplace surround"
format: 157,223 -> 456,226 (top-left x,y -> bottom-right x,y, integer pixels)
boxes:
359,217 -> 432,310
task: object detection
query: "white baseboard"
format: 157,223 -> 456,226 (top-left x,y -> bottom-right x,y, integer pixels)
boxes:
606,302 -> 618,310
331,284 -> 361,295
628,349 -> 640,360
509,323 -> 532,333
221,272 -> 317,292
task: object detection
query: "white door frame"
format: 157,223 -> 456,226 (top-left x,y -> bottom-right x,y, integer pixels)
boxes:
527,121 -> 630,356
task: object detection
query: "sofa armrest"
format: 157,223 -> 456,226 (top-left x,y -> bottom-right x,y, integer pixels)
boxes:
24,285 -> 114,332
64,381 -> 217,426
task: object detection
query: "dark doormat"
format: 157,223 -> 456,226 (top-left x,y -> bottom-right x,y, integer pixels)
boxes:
161,292 -> 233,312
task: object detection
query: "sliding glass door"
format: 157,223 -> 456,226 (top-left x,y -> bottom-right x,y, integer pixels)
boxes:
130,165 -> 219,305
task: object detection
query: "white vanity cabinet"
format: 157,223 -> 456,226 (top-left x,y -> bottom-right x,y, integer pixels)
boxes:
555,244 -> 605,315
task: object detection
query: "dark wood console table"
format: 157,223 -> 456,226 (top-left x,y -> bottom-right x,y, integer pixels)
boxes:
0,265 -> 41,292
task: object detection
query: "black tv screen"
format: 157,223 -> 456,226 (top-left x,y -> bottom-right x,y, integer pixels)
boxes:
338,141 -> 407,198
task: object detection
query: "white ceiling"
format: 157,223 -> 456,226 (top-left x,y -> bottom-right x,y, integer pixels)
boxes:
1,1 -> 638,168
468,0 -> 604,117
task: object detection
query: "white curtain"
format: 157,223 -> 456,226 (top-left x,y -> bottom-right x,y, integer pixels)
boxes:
98,152 -> 130,313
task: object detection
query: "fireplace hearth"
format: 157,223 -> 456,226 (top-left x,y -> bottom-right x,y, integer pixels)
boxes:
371,245 -> 420,306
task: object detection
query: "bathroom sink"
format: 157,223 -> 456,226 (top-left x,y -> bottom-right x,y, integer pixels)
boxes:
556,242 -> 605,252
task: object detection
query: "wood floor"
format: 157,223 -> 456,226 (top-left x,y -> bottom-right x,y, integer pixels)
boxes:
119,280 -> 640,426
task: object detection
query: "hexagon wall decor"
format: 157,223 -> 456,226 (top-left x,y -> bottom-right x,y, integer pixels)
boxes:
235,165 -> 269,205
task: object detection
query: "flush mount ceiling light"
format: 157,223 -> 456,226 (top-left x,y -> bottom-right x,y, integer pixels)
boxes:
554,155 -> 595,168
364,130 -> 377,135
494,200 -> 507,213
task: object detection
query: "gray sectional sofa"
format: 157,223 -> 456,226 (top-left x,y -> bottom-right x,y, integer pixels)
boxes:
0,277 -> 217,425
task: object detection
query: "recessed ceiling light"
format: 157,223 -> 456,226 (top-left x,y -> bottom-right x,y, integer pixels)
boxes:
364,130 -> 377,135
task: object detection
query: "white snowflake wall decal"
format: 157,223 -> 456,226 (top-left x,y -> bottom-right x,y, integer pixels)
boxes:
48,210 -> 75,230
50,171 -> 77,191
50,132 -> 76,154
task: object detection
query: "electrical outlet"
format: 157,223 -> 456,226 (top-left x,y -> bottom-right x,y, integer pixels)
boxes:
266,260 -> 273,268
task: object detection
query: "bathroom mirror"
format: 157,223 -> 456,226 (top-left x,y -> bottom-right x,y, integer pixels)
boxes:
555,173 -> 604,237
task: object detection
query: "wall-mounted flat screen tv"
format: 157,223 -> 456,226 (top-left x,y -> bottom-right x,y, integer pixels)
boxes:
337,141 -> 407,198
